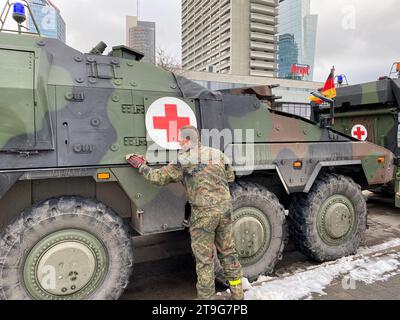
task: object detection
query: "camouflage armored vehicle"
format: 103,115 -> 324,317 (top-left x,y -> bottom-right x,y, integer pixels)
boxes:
314,71 -> 400,208
0,2 -> 395,300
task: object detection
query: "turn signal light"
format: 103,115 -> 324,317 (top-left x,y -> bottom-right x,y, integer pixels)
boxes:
377,157 -> 385,164
97,172 -> 110,180
293,161 -> 303,169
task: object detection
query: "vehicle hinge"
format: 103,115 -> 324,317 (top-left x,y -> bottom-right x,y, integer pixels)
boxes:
18,151 -> 39,157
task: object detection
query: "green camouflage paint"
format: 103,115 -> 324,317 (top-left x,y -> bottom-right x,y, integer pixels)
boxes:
0,31 -> 396,231
0,12 -> 398,301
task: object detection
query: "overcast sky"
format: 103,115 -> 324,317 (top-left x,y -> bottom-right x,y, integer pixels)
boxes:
40,1 -> 400,83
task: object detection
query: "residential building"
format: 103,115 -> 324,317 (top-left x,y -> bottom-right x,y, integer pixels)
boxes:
182,0 -> 279,77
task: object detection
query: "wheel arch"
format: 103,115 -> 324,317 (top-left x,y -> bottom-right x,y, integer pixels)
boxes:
234,167 -> 290,207
235,161 -> 368,207
0,176 -> 134,233
303,161 -> 368,193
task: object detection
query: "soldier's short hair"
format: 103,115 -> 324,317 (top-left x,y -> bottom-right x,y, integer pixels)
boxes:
180,125 -> 200,144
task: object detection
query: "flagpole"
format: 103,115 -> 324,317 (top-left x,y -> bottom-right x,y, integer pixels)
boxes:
329,66 -> 335,126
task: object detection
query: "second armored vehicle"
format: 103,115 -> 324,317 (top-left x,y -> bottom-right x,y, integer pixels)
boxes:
314,68 -> 400,208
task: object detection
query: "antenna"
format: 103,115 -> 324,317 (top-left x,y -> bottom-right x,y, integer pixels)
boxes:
137,0 -> 140,19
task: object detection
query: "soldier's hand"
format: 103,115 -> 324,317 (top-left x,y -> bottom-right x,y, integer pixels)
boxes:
126,154 -> 146,169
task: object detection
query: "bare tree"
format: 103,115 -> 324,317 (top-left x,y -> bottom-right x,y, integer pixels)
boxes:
156,47 -> 183,74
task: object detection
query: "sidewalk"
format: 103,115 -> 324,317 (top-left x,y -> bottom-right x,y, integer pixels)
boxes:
316,274 -> 400,300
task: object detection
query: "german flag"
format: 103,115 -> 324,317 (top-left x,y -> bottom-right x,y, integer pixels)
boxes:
309,67 -> 337,104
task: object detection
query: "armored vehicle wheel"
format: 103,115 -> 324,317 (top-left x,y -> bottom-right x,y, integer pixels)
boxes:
289,174 -> 367,262
0,197 -> 133,300
229,182 -> 287,281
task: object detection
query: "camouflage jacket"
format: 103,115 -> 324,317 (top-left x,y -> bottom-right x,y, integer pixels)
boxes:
141,145 -> 235,207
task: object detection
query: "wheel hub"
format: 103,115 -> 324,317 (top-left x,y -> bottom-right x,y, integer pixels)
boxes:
233,207 -> 271,266
317,195 -> 355,245
36,242 -> 96,296
23,229 -> 108,300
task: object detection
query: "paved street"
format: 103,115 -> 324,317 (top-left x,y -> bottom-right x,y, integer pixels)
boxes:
121,193 -> 400,300
316,274 -> 400,300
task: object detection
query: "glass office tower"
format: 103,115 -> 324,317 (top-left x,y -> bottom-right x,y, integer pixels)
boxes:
126,16 -> 156,64
28,0 -> 66,43
278,0 -> 317,80
278,33 -> 299,79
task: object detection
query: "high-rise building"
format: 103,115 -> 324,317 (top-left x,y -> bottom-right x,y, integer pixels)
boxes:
278,0 -> 318,80
182,0 -> 278,78
126,16 -> 156,64
28,0 -> 66,43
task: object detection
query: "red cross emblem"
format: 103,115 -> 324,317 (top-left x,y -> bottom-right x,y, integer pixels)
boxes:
145,97 -> 197,150
351,124 -> 368,141
153,104 -> 191,142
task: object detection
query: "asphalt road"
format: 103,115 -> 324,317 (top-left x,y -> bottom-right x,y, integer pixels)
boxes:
121,193 -> 400,300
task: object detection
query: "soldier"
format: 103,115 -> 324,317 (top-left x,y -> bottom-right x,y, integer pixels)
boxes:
126,125 -> 244,300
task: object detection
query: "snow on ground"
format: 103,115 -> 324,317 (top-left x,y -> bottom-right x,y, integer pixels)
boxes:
244,238 -> 400,300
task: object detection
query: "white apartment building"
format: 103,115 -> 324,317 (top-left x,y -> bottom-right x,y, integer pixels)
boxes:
182,0 -> 278,77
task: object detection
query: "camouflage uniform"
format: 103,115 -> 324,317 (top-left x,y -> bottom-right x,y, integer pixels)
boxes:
140,145 -> 243,299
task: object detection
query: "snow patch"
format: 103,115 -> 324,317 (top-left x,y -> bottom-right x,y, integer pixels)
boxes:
244,239 -> 400,300
349,254 -> 400,284
242,278 -> 252,291
358,238 -> 400,255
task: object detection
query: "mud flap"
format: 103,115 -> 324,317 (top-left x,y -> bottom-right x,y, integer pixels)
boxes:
0,172 -> 22,200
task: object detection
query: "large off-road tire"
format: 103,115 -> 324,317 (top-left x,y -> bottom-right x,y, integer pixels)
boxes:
0,197 -> 134,300
227,182 -> 287,282
289,174 -> 367,262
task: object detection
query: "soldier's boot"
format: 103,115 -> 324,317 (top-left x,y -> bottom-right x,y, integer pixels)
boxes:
229,280 -> 244,300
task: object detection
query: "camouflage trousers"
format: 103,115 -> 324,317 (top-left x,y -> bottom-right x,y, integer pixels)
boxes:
189,203 -> 243,300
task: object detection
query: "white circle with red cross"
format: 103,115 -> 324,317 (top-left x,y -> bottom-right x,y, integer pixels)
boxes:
145,97 -> 197,150
351,124 -> 368,141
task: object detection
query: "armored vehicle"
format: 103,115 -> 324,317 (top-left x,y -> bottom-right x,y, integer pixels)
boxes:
314,71 -> 400,208
0,3 -> 395,300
